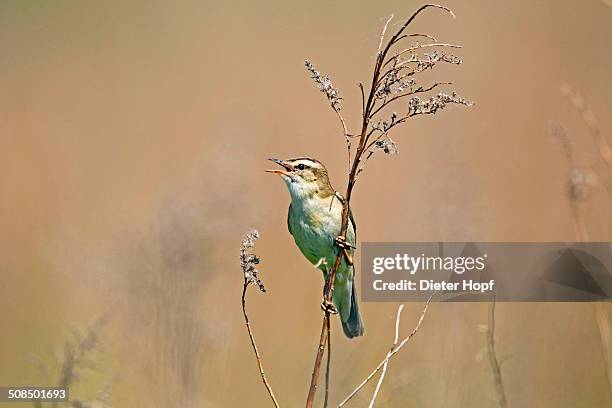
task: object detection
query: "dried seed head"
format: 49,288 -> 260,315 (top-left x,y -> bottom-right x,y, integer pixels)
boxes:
240,229 -> 266,292
568,168 -> 598,201
305,60 -> 343,111
408,92 -> 473,116
373,137 -> 399,155
547,121 -> 573,159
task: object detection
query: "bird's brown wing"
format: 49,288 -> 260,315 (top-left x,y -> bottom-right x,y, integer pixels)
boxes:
349,207 -> 356,243
335,192 -> 358,289
287,203 -> 293,236
334,192 -> 356,243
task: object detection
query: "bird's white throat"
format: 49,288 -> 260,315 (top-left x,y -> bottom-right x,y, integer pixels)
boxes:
282,175 -> 319,201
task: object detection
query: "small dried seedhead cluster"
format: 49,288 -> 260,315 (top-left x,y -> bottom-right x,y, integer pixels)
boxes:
305,60 -> 343,112
240,229 -> 265,292
375,50 -> 461,102
372,137 -> 399,156
558,83 -> 612,199
568,168 -> 599,201
548,121 -> 573,160
408,92 -> 471,116
547,116 -> 601,203
304,6 -> 472,176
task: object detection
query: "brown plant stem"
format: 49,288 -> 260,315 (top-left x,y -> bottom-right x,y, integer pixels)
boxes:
324,318 -> 332,408
487,299 -> 508,408
305,5 -> 460,406
242,282 -> 280,408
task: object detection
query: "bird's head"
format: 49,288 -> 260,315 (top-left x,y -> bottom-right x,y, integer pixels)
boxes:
266,157 -> 334,200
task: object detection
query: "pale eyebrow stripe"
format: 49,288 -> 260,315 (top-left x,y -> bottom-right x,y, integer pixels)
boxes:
295,160 -> 320,168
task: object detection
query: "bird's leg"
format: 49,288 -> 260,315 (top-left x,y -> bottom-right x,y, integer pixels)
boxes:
342,249 -> 353,265
321,278 -> 337,314
320,236 -> 354,314
321,298 -> 338,315
335,236 -> 355,265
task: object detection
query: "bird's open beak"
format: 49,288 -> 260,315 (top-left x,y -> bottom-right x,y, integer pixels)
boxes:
266,158 -> 292,175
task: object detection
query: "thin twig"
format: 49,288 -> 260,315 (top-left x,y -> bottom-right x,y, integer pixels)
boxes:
378,15 -> 395,53
335,109 -> 350,138
359,83 -> 366,118
560,83 -> 612,172
407,33 -> 438,42
324,318 -> 332,408
487,299 -> 508,408
377,4 -> 455,66
383,43 -> 462,68
368,305 -> 405,408
242,283 -> 280,408
337,294 -> 434,407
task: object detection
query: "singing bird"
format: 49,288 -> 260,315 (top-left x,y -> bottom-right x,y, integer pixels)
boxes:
267,157 -> 364,338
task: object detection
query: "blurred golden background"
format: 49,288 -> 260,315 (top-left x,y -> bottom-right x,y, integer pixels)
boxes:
0,0 -> 611,406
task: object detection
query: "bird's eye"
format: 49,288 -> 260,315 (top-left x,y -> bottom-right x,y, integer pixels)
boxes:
296,164 -> 306,170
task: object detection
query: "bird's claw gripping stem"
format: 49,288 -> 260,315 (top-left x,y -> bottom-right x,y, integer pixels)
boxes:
335,236 -> 355,265
335,236 -> 355,250
321,299 -> 338,315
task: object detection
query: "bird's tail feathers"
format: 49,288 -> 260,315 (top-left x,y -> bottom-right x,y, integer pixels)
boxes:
341,280 -> 364,338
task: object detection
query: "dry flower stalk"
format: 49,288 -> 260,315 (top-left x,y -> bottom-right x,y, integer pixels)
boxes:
239,230 -> 279,407
486,300 -> 508,408
304,4 -> 471,406
337,295 -> 434,407
552,83 -> 612,403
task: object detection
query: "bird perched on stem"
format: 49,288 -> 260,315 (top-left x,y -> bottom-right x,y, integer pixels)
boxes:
267,157 -> 364,338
